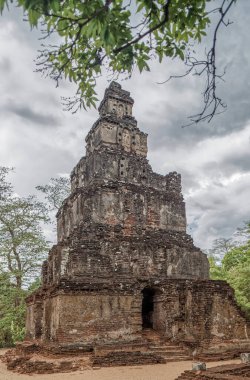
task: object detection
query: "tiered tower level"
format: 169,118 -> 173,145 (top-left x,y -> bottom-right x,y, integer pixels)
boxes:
26,83 -> 249,357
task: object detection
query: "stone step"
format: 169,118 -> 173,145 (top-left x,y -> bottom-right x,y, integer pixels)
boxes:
95,343 -> 148,354
164,356 -> 191,362
150,349 -> 185,355
150,351 -> 187,357
93,351 -> 167,367
149,345 -> 184,351
144,338 -> 167,342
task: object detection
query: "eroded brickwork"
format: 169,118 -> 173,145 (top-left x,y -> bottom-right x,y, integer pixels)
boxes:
25,82 -> 250,362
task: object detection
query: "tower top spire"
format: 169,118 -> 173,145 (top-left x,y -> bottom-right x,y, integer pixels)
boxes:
85,82 -> 147,157
98,81 -> 134,118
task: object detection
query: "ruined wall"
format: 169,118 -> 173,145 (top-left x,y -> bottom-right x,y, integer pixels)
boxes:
25,301 -> 43,340
157,280 -> 250,345
26,292 -> 141,344
70,150 -> 169,192
26,279 -> 250,347
54,293 -> 141,344
42,222 -> 209,288
57,181 -> 186,242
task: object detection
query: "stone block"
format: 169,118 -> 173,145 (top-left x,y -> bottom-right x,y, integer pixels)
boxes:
240,353 -> 250,363
192,362 -> 206,371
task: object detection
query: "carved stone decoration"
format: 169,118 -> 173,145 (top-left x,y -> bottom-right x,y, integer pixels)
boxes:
25,82 -> 250,363
122,128 -> 131,152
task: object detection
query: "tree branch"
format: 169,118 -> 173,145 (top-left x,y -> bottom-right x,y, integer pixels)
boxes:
157,0 -> 236,126
114,0 -> 171,54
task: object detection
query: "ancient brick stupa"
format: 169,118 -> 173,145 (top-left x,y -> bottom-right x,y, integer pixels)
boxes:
26,82 -> 250,365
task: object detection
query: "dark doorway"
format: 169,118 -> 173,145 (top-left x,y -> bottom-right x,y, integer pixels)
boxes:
142,288 -> 155,329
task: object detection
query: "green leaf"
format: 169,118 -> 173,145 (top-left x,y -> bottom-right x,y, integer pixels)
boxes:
0,0 -> 6,14
28,8 -> 41,27
0,0 -> 213,111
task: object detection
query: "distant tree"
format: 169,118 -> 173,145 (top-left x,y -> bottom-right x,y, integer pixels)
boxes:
209,224 -> 250,316
222,243 -> 250,272
0,0 -> 237,122
207,237 -> 235,263
0,272 -> 26,347
223,242 -> 250,314
0,168 -> 49,289
208,255 -> 225,280
0,166 -> 12,199
36,176 -> 70,212
0,167 -> 49,346
236,221 -> 250,239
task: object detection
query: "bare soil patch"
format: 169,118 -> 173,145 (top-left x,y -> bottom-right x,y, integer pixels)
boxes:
0,349 -> 241,380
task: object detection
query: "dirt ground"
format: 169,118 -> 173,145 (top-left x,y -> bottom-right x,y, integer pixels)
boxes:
0,349 -> 241,380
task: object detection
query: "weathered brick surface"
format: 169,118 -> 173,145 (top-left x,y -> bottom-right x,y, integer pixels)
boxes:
24,82 -> 250,365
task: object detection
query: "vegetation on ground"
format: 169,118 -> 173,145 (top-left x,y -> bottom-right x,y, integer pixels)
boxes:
0,167 -> 69,347
208,224 -> 250,317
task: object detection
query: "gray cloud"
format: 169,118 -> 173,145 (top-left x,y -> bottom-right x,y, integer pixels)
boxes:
132,0 -> 250,152
186,171 -> 250,249
0,57 -> 11,73
5,103 -> 60,127
204,153 -> 250,176
1,0 -> 250,251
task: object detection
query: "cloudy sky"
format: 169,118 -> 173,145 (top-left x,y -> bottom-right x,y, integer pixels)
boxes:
0,1 -> 250,250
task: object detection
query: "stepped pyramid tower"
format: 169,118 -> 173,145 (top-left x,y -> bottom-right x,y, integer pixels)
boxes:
26,83 -> 249,363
